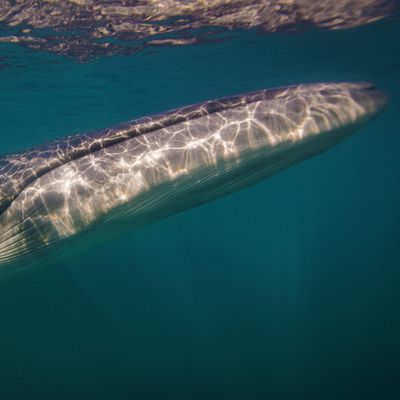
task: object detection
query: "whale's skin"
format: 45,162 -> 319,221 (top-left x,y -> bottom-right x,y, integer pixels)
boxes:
0,82 -> 386,272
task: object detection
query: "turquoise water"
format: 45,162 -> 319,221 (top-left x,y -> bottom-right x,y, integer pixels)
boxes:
0,19 -> 399,400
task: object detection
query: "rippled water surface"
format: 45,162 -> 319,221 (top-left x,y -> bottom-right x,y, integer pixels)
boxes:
0,5 -> 399,400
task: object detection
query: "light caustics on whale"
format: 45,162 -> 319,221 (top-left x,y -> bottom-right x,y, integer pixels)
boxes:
0,82 -> 386,272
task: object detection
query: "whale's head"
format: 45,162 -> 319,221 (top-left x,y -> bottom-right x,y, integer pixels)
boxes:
248,82 -> 386,151
344,83 -> 387,116
0,82 -> 387,274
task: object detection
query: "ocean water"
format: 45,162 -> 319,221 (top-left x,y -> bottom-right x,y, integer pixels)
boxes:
0,15 -> 399,400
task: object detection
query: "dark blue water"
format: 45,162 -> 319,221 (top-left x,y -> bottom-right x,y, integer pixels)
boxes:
0,19 -> 399,400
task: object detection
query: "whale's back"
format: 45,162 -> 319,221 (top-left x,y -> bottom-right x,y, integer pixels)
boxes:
0,89 -> 278,218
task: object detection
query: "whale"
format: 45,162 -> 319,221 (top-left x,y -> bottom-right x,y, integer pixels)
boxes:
0,82 -> 387,273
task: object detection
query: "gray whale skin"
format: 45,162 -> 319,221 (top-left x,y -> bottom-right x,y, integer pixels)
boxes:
0,82 -> 387,273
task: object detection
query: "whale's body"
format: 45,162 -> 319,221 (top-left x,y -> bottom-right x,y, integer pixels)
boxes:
0,82 -> 386,273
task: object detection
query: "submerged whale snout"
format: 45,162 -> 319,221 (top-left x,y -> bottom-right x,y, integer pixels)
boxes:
285,82 -> 388,140
348,83 -> 387,117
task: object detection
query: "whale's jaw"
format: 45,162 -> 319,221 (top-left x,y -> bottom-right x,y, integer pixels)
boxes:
0,82 -> 387,273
